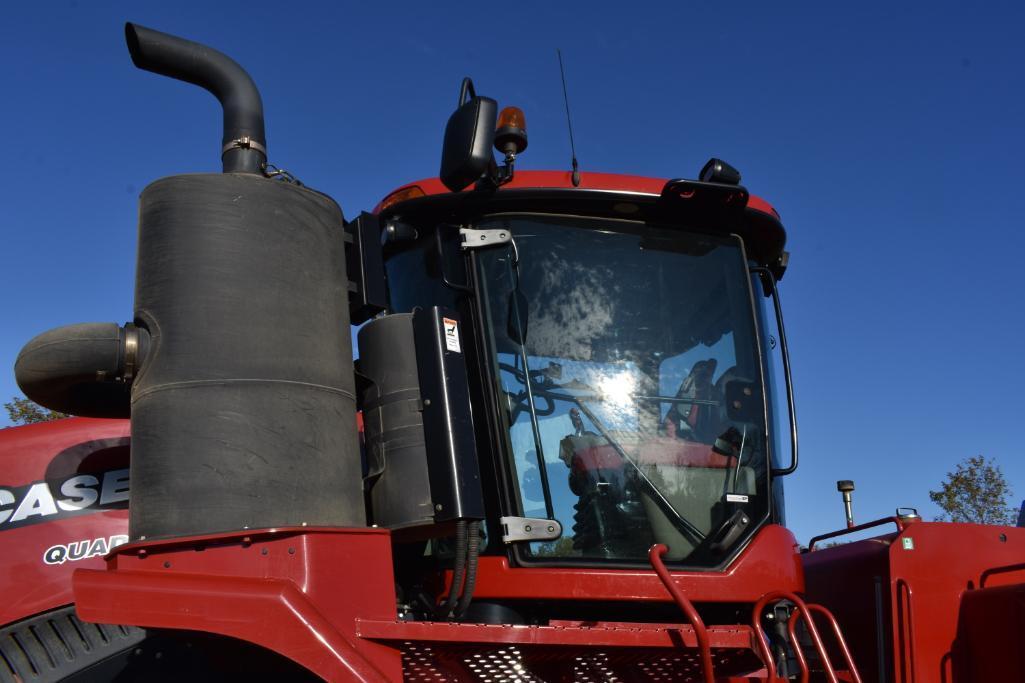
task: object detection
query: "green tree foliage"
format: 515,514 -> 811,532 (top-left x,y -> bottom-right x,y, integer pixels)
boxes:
534,536 -> 577,557
4,396 -> 67,426
929,455 -> 1016,525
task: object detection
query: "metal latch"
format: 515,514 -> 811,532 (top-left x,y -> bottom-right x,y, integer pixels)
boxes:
459,227 -> 513,250
500,516 -> 562,544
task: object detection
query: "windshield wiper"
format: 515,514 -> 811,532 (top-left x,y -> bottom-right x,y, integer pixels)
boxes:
566,397 -> 708,546
500,362 -> 714,546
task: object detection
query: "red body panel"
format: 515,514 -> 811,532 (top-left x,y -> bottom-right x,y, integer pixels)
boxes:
954,582 -> 1025,681
803,519 -> 1025,683
76,527 -> 402,681
74,525 -> 812,682
374,170 -> 781,219
469,524 -> 803,603
0,418 -> 130,626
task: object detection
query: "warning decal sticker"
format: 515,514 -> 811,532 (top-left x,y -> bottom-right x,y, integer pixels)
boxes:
443,317 -> 461,353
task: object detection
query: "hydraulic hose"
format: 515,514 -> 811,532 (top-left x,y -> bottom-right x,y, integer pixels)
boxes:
454,520 -> 481,619
436,520 -> 468,620
125,22 -> 266,174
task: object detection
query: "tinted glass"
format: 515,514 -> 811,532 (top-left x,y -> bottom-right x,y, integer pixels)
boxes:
475,216 -> 770,565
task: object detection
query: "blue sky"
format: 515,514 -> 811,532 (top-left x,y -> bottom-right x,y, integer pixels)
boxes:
1,2 -> 1023,545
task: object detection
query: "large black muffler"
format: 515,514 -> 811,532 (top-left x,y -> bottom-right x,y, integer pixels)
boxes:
16,24 -> 363,540
129,173 -> 361,540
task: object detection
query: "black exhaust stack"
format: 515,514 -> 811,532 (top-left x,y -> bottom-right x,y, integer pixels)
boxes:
16,24 -> 363,541
124,22 -> 266,174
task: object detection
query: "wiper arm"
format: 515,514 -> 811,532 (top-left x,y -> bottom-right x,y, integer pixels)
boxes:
568,398 -> 707,546
502,368 -> 711,547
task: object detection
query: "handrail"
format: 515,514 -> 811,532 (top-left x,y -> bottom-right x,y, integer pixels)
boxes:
751,591 -> 838,683
648,544 -> 715,683
750,265 -> 798,476
979,561 -> 1025,588
799,604 -> 864,683
807,516 -> 905,551
896,579 -> 917,683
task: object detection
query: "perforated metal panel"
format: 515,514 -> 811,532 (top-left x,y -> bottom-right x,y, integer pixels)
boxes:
401,643 -> 765,682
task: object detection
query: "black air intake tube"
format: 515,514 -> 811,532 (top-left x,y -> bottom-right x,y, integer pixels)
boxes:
125,22 -> 266,174
15,322 -> 147,418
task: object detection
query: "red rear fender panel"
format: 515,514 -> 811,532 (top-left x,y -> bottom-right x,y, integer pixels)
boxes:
803,520 -> 1025,683
0,418 -> 130,625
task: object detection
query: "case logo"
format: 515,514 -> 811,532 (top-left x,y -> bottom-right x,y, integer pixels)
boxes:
0,468 -> 129,532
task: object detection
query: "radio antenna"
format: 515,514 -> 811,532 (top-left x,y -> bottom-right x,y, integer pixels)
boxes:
557,49 -> 581,187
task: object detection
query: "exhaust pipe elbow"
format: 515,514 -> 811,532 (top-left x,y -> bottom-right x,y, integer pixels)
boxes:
15,322 -> 149,419
125,22 -> 266,174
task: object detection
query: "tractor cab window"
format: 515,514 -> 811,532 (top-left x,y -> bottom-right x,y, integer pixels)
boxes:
475,215 -> 771,567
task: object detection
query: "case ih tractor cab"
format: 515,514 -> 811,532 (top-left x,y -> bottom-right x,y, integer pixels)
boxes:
4,23 -> 1024,683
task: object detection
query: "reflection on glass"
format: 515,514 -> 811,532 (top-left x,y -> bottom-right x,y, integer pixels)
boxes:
477,216 -> 770,566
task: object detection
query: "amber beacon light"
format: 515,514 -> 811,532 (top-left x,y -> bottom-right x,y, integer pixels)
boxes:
495,106 -> 528,159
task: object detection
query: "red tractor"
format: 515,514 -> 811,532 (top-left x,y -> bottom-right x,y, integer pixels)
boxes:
3,23 -> 1022,682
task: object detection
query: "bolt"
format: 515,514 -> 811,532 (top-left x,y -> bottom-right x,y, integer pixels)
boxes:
435,503 -> 443,511
547,526 -> 555,533
261,548 -> 269,555
424,399 -> 432,406
288,547 -> 296,555
524,525 -> 532,533
163,561 -> 171,568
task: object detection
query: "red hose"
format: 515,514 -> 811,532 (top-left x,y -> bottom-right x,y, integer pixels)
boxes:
648,544 -> 715,683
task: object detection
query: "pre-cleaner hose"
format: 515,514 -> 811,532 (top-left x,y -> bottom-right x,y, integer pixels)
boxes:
15,322 -> 147,418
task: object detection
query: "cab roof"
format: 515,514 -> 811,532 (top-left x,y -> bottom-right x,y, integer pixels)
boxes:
373,170 -> 787,277
375,170 -> 780,219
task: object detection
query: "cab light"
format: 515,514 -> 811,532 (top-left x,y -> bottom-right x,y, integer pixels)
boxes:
699,157 -> 741,185
378,185 -> 426,211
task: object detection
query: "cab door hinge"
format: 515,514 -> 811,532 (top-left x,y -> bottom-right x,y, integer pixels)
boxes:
500,516 -> 562,544
459,227 -> 513,250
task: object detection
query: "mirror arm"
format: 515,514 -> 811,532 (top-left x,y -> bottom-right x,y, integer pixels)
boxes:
458,77 -> 477,106
751,266 -> 798,477
476,155 -> 514,190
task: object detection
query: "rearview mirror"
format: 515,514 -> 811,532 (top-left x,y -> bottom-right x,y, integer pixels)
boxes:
724,380 -> 761,423
440,83 -> 497,192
